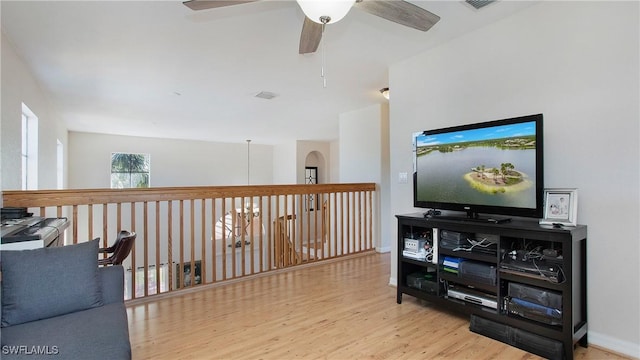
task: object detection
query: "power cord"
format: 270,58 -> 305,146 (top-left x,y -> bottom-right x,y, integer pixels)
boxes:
452,236 -> 496,252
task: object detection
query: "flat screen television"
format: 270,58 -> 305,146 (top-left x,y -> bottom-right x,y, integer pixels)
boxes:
413,113 -> 544,221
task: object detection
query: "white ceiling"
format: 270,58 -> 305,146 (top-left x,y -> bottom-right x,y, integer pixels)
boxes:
1,0 -> 536,145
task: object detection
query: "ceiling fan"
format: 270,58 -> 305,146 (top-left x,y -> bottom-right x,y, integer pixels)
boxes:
183,0 -> 440,54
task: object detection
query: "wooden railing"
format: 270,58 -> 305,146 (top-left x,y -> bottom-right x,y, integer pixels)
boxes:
2,183 -> 377,300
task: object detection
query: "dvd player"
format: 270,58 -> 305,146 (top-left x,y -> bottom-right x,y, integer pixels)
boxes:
447,285 -> 497,309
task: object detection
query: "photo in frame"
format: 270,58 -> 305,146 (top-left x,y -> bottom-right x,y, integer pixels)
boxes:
539,188 -> 578,226
175,260 -> 201,289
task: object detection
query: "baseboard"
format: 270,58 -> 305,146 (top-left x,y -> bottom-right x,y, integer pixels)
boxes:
588,331 -> 640,359
388,276 -> 397,287
376,246 -> 391,253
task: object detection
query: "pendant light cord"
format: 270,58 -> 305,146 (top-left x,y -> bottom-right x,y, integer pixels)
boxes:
246,139 -> 251,185
320,17 -> 329,88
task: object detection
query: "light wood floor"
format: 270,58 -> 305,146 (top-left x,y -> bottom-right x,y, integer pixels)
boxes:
127,253 -> 628,360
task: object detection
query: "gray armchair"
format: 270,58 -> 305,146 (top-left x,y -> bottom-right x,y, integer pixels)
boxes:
1,239 -> 131,359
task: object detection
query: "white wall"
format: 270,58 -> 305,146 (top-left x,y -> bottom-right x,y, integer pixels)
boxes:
1,32 -> 68,191
272,142 -> 297,184
339,104 -> 383,183
68,132 -> 273,188
389,1 -> 639,356
339,104 -> 389,251
329,139 -> 340,183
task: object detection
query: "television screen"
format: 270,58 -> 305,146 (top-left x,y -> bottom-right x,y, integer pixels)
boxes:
413,114 -> 544,219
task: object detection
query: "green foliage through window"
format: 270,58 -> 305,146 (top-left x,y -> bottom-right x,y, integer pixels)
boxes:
111,153 -> 150,188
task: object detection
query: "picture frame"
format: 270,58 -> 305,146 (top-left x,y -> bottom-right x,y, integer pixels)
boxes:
539,188 -> 578,226
175,260 -> 201,289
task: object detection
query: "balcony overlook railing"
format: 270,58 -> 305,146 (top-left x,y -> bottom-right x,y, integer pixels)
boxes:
2,183 -> 377,300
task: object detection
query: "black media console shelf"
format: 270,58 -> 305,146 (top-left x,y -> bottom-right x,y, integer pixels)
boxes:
396,213 -> 587,360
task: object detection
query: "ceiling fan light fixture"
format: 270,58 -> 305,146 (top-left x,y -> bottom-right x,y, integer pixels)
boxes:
380,87 -> 389,100
296,0 -> 356,24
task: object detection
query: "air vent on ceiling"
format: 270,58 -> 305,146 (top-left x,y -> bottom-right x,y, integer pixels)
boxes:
255,91 -> 277,100
465,0 -> 496,9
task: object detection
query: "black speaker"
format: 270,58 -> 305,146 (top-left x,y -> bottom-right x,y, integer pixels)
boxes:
470,315 -> 564,360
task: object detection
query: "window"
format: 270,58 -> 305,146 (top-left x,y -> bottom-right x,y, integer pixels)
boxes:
305,166 -> 318,184
110,153 -> 150,188
305,166 -> 318,211
21,103 -> 38,190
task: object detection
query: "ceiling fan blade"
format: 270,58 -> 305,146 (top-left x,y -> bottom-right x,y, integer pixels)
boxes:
355,0 -> 440,31
183,0 -> 259,11
299,17 -> 323,54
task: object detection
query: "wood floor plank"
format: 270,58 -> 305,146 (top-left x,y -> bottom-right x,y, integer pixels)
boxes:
128,253 -> 629,360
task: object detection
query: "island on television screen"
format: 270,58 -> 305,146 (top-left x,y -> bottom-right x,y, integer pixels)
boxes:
416,121 -> 537,208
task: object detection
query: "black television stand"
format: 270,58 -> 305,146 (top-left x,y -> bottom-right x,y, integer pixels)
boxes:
395,213 -> 588,359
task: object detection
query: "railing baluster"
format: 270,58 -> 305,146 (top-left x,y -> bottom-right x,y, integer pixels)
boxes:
130,202 -> 137,299
102,203 -> 110,248
72,205 -> 78,244
179,200 -> 185,289
230,197 -> 236,279
189,199 -> 195,287
88,204 -> 94,242
274,195 -> 280,268
258,196 -> 263,272
266,195 -> 272,270
155,200 -> 161,295
350,191 -> 355,254
211,198 -> 217,283
168,201 -> 174,293
305,194 -> 310,261
221,198 -> 227,280
332,193 -> 337,258
368,191 -> 373,250
240,196 -> 246,276
297,194 -> 303,263
358,191 -> 363,252
143,201 -> 149,297
340,193 -> 345,255
249,197 -> 255,275
201,199 -> 206,286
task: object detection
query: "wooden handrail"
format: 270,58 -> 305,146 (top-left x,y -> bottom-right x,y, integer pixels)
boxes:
2,183 -> 377,300
1,184 -> 375,206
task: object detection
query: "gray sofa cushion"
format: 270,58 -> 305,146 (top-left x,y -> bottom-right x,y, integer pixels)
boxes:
1,238 -> 103,327
0,302 -> 131,360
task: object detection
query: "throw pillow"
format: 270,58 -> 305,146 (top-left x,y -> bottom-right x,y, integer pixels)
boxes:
1,238 -> 103,327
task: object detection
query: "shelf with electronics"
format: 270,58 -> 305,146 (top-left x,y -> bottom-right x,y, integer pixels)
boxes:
396,213 -> 587,360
